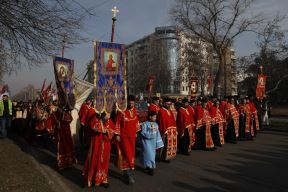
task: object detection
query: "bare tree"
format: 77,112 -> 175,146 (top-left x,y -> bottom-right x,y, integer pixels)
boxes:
237,14 -> 288,97
170,0 -> 263,96
256,14 -> 288,64
0,0 -> 87,74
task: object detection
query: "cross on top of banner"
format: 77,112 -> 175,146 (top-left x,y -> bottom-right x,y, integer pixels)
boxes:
112,6 -> 119,18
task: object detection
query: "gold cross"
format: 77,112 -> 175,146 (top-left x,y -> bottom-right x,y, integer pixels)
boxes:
112,6 -> 119,18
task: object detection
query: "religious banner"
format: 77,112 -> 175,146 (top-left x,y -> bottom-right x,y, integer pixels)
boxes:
53,56 -> 75,109
146,75 -> 156,93
256,74 -> 267,100
94,41 -> 126,113
190,77 -> 198,98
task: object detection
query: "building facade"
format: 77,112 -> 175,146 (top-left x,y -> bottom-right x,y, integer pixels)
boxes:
127,26 -> 238,97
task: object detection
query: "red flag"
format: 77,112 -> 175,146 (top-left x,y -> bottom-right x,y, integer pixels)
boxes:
42,82 -> 52,104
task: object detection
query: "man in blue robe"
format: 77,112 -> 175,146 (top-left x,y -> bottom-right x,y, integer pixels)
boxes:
140,111 -> 164,175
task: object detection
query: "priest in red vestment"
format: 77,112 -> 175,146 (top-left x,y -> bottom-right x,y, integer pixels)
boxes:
157,97 -> 177,162
238,98 -> 254,140
225,97 -> 239,144
78,98 -> 92,146
114,95 -> 140,184
209,100 -> 225,146
50,108 -> 77,170
194,98 -> 215,151
177,98 -> 195,155
83,112 -> 116,188
148,96 -> 160,114
248,97 -> 260,135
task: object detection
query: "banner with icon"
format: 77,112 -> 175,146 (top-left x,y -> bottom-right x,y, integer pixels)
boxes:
94,41 -> 127,113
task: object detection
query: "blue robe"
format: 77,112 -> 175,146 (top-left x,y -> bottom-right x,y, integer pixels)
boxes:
140,121 -> 164,168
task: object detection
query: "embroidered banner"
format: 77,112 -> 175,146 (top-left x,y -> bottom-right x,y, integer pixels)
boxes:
190,77 -> 198,98
256,74 -> 267,100
94,41 -> 127,113
146,75 -> 156,93
53,56 -> 75,109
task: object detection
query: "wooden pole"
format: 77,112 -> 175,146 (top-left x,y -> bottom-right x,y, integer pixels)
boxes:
111,6 -> 119,43
111,17 -> 116,43
61,34 -> 66,57
93,41 -> 97,108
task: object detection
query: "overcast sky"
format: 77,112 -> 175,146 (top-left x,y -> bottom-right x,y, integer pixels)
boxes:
4,0 -> 288,95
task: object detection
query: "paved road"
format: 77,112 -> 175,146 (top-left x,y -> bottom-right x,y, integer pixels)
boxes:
26,130 -> 288,192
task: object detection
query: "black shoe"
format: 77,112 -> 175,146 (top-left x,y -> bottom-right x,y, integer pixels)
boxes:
101,183 -> 109,188
148,168 -> 154,176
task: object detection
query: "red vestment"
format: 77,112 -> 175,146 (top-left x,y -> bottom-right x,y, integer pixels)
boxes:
209,106 -> 225,145
206,101 -> 213,111
79,103 -> 90,125
51,110 -> 77,170
244,104 -> 254,136
84,107 -> 98,144
219,101 -> 227,119
157,107 -> 177,160
114,108 -> 140,170
148,103 -> 160,113
176,107 -> 195,151
226,103 -> 240,137
188,105 -> 196,125
194,104 -> 214,149
83,117 -> 116,187
249,102 -> 260,131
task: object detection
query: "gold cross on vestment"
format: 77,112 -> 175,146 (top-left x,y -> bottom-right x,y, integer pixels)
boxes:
112,6 -> 119,18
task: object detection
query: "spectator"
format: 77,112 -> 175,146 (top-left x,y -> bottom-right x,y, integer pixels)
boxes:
0,93 -> 13,138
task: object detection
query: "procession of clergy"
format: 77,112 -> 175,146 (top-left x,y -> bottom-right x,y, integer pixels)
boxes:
13,93 -> 263,188
70,94 -> 264,189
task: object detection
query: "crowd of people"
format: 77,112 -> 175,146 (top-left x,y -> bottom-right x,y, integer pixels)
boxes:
0,92 -> 271,189
78,94 -> 271,188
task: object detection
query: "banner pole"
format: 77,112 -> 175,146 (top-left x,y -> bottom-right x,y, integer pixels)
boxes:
93,41 -> 97,108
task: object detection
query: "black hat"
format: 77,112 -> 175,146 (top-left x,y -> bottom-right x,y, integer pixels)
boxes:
163,97 -> 171,103
201,97 -> 209,103
182,98 -> 189,103
152,96 -> 160,101
128,95 -> 136,101
189,99 -> 196,104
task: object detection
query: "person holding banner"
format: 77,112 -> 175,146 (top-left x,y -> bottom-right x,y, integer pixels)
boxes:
83,112 -> 116,188
114,95 -> 140,184
50,107 -> 77,170
79,98 -> 93,147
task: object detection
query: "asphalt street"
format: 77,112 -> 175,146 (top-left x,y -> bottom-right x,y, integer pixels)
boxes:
22,129 -> 288,192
